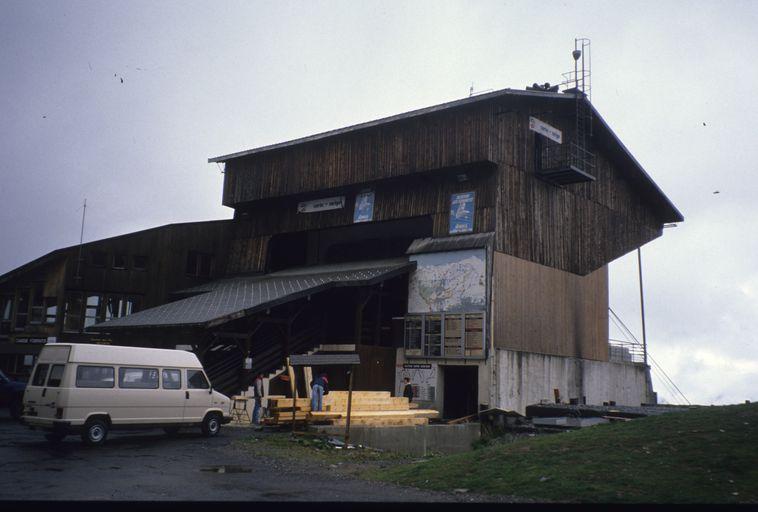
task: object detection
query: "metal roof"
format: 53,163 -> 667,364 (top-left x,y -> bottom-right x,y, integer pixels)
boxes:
88,258 -> 415,331
289,353 -> 360,366
406,232 -> 494,255
208,88 -> 566,163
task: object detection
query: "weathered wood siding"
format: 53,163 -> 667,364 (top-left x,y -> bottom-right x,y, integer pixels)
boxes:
223,95 -> 668,275
492,251 -> 609,361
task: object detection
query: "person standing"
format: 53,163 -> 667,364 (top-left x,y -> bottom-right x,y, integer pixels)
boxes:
402,377 -> 414,403
251,373 -> 264,425
310,373 -> 329,412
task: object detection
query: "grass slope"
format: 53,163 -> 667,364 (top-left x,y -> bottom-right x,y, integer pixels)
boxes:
371,403 -> 758,503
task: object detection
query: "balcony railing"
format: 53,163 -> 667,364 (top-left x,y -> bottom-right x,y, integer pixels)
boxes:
536,142 -> 596,185
608,339 -> 645,364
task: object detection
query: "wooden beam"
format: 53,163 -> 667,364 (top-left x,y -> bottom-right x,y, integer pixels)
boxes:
344,366 -> 355,446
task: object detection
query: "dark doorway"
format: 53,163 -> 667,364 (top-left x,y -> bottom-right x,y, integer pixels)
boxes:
442,365 -> 478,420
267,231 -> 308,272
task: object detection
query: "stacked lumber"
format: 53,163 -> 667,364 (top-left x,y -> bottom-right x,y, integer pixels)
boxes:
263,390 -> 438,427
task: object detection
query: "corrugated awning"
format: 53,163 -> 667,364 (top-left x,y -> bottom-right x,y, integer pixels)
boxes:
406,232 -> 493,255
87,258 -> 415,331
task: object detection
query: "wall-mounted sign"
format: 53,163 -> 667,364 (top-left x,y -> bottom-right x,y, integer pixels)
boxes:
297,196 -> 345,214
529,116 -> 563,144
353,190 -> 375,223
449,191 -> 475,234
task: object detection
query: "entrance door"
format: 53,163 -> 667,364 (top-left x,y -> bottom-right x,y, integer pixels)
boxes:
442,365 -> 478,420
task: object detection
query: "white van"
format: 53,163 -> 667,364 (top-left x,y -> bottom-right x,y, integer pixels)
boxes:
21,343 -> 232,445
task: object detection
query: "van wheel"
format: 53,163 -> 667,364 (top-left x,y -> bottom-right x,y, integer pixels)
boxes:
201,413 -> 221,437
82,419 -> 109,446
164,427 -> 181,436
45,433 -> 66,443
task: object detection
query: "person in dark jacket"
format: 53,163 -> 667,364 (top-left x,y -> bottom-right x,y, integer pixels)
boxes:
402,377 -> 414,402
310,373 -> 329,412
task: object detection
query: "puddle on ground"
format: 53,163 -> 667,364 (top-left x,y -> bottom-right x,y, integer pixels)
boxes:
199,465 -> 252,474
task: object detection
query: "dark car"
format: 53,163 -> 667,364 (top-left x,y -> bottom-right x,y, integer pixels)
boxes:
0,369 -> 26,420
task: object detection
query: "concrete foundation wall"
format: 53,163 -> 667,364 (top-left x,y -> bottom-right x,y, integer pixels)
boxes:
496,349 -> 649,415
316,423 -> 481,456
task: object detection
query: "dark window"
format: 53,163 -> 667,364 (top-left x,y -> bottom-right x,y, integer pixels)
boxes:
76,366 -> 115,388
404,316 -> 422,354
32,363 -> 50,386
424,315 -> 442,357
14,290 -> 29,330
132,255 -> 147,271
90,251 -> 106,267
64,293 -> 83,332
118,367 -> 159,389
112,254 -> 127,270
162,369 -> 181,389
30,285 -> 44,324
187,369 -> 209,389
186,251 -> 214,278
46,364 -> 65,387
0,295 -> 12,335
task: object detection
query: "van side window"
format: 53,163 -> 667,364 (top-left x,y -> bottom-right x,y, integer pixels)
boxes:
119,367 -> 159,389
76,366 -> 115,388
32,364 -> 50,386
47,365 -> 65,387
187,369 -> 209,389
162,369 -> 181,389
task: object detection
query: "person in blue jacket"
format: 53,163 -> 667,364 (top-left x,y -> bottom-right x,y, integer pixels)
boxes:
310,373 -> 329,412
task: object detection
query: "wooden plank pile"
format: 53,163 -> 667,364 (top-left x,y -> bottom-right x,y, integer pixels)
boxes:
263,391 -> 439,427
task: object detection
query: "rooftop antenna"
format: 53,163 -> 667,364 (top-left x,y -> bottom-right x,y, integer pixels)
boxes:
74,198 -> 87,281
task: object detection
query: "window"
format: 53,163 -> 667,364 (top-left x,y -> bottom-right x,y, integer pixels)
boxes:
64,293 -> 84,332
0,295 -> 12,335
76,366 -> 115,388
404,317 -> 422,355
186,251 -> 214,278
162,369 -> 181,389
424,315 -> 442,357
444,315 -> 464,356
90,251 -> 106,267
30,285 -> 44,324
187,369 -> 209,389
46,364 -> 65,387
45,299 -> 57,325
118,367 -> 159,389
32,363 -> 50,386
112,254 -> 127,270
84,295 -> 101,328
14,290 -> 29,330
132,255 -> 147,271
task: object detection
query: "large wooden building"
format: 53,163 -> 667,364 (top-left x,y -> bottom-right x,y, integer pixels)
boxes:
1,87 -> 682,416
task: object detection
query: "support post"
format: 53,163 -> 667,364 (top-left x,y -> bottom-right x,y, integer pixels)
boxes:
286,357 -> 297,434
637,248 -> 648,367
344,366 -> 355,446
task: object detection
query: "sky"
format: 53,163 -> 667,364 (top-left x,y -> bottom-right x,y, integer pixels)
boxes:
1,0 -> 756,405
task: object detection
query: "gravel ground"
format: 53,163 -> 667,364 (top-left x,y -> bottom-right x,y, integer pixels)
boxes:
0,410 -> 523,503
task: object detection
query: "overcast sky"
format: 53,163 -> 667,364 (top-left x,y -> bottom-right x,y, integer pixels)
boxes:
2,0 -> 756,405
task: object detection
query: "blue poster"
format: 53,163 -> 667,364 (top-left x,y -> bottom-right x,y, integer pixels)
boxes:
353,190 -> 375,223
449,191 -> 475,234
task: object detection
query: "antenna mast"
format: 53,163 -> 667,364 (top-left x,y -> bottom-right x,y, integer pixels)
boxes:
74,199 -> 87,281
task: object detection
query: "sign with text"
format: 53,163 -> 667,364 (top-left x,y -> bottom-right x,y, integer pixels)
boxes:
353,190 -> 375,223
529,116 -> 563,144
449,191 -> 475,234
297,196 -> 345,214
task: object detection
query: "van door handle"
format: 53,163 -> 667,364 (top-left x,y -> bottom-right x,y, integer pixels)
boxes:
42,388 -> 47,397
185,391 -> 189,399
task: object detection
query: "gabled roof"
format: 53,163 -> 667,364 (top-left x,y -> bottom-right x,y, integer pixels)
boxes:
88,258 -> 415,331
209,87 -> 683,224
